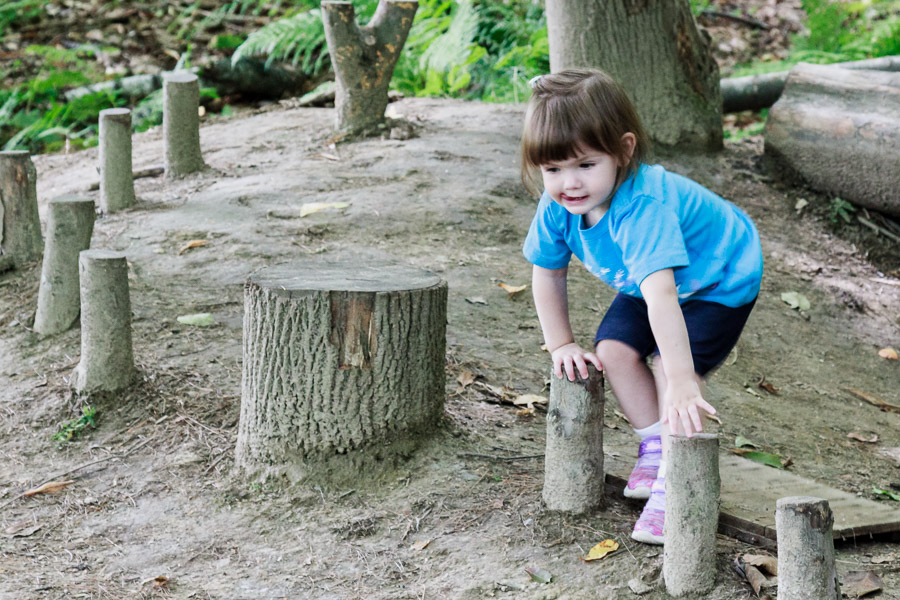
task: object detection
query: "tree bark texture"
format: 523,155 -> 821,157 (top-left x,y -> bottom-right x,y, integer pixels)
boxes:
321,1 -> 418,133
235,260 -> 447,481
163,72 -> 206,177
73,250 -> 135,393
722,54 -> 900,113
545,0 -> 722,150
0,151 -> 44,266
664,433 -> 720,597
776,496 -> 840,600
542,366 -> 604,513
99,108 -> 135,213
764,63 -> 900,217
33,196 -> 95,336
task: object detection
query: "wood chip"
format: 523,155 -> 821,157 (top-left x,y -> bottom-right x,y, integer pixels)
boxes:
24,480 -> 74,496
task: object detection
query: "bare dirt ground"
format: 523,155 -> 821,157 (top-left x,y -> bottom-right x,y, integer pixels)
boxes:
1,96 -> 899,599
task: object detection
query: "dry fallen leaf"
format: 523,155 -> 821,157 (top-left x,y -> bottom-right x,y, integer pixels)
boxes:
298,201 -> 350,218
6,524 -> 42,538
498,282 -> 528,298
515,406 -> 535,417
524,566 -> 552,583
848,432 -> 879,443
24,480 -> 74,497
177,239 -> 208,255
757,376 -> 779,395
843,571 -> 883,598
743,553 -> 778,576
878,347 -> 899,360
410,539 -> 430,551
465,296 -> 488,305
844,388 -> 900,413
152,576 -> 169,588
512,394 -> 547,407
456,369 -> 475,391
581,539 -> 619,562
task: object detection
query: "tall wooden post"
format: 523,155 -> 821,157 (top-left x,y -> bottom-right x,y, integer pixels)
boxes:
99,108 -> 135,212
542,366 -> 604,513
321,1 -> 418,133
0,151 -> 43,267
164,72 -> 205,177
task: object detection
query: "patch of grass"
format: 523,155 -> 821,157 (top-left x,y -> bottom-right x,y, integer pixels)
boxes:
828,197 -> 857,226
53,405 -> 98,442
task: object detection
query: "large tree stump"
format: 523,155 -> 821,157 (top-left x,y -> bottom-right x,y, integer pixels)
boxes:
73,250 -> 135,393
99,108 -> 135,213
542,366 -> 604,513
0,151 -> 43,267
764,63 -> 900,217
33,196 -> 95,335
664,433 -> 720,597
163,72 -> 205,177
235,259 -> 447,481
545,0 -> 722,150
776,496 -> 840,600
321,1 -> 418,134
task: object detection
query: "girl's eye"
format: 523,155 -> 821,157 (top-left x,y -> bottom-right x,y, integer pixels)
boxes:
543,166 -> 559,173
579,163 -> 595,169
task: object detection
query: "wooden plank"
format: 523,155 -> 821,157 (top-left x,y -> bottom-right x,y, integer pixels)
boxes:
604,444 -> 900,548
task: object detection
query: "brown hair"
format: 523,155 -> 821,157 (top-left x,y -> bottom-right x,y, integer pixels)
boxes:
520,68 -> 650,196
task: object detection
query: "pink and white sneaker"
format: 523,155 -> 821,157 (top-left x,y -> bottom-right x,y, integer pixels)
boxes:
624,435 -> 662,499
632,477 -> 665,545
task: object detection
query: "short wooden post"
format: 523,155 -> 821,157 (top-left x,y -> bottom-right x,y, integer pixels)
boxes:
73,250 -> 135,393
0,150 -> 43,266
234,259 -> 447,481
542,366 -> 604,513
33,196 -> 95,335
776,496 -> 841,600
99,108 -> 135,212
664,433 -> 720,597
163,72 -> 205,177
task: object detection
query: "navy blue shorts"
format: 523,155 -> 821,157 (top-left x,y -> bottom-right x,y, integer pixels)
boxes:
593,294 -> 756,377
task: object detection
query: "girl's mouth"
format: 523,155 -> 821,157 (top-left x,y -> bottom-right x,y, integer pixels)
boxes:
561,194 -> 588,203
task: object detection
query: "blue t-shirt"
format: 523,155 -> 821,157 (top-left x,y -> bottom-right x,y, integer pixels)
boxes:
523,164 -> 763,307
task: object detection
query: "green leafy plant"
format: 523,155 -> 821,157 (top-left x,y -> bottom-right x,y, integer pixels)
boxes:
53,405 -> 98,442
0,0 -> 44,37
232,9 -> 328,71
828,197 -> 857,225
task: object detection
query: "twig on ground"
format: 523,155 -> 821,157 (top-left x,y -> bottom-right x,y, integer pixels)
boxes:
870,277 -> 900,288
843,388 -> 900,413
457,452 -> 544,462
859,215 -> 900,244
701,9 -> 772,30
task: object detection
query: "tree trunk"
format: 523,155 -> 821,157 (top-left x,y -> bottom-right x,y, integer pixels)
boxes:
33,196 -> 95,336
99,108 -> 135,213
234,259 -> 447,482
546,0 -> 722,150
73,250 -> 135,393
664,433 -> 720,597
0,151 -> 44,267
722,54 -> 900,113
321,1 -> 418,134
542,366 -> 604,513
163,73 -> 206,177
776,496 -> 840,600
764,63 -> 900,217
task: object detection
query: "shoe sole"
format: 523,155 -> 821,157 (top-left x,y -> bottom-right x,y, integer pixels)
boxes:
623,486 -> 651,500
631,529 -> 664,545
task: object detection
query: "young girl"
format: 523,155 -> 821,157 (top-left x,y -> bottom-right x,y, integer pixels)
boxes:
521,69 -> 763,545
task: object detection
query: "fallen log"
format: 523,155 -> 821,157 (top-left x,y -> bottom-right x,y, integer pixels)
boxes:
764,63 -> 900,217
722,55 -> 900,113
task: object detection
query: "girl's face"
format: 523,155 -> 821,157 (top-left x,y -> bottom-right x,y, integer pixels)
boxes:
540,146 -> 621,227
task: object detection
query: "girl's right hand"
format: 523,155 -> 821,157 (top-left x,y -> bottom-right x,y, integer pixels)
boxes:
551,342 -> 603,382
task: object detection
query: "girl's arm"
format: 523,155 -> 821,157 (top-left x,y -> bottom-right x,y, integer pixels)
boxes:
532,264 -> 602,381
639,269 -> 716,436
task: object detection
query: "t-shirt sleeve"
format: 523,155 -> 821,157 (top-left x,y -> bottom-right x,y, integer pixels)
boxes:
523,193 -> 572,269
613,196 -> 690,286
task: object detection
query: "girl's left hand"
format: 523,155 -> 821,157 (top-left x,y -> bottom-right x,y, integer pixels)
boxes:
663,379 -> 716,438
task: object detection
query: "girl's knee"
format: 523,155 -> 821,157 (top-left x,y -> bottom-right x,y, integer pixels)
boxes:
595,339 -> 642,371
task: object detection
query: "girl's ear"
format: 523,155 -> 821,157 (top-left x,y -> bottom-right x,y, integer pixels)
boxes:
621,133 -> 637,160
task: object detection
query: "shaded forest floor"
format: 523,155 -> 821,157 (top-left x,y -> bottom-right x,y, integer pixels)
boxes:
0,95 -> 899,599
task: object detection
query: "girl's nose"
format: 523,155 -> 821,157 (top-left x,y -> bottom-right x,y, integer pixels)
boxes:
564,172 -> 582,189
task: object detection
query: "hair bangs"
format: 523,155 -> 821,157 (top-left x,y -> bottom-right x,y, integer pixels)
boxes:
523,95 -> 614,169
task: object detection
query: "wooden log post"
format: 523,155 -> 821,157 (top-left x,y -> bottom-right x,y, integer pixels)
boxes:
764,63 -> 900,217
664,433 -> 720,597
33,196 -> 95,335
0,150 -> 43,267
321,1 -> 418,134
234,259 -> 447,481
163,72 -> 205,177
73,250 -> 135,393
776,496 -> 841,600
99,108 -> 135,213
542,366 -> 604,513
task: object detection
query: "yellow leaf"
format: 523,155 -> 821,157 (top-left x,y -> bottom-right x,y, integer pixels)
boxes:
878,348 -> 899,360
298,202 -> 350,218
24,480 -> 74,497
513,394 -> 547,407
178,239 -> 208,255
498,282 -> 528,298
581,539 -> 619,562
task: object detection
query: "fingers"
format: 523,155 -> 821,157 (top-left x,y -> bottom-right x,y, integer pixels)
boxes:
563,356 -> 576,382
585,352 -> 603,372
688,405 -> 703,433
698,398 -> 717,415
679,409 -> 694,438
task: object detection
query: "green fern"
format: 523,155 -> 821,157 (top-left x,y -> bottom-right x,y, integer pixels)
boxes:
232,9 -> 328,71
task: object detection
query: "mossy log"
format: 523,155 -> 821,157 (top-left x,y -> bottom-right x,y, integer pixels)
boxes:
234,259 -> 447,482
321,1 -> 418,133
